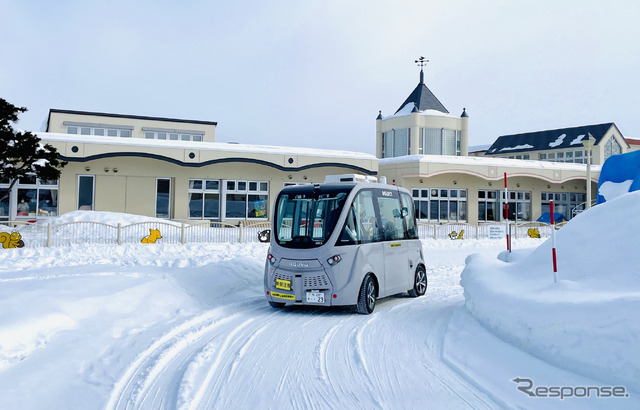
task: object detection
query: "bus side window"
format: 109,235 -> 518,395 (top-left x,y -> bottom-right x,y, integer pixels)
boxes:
376,194 -> 404,241
339,205 -> 359,244
338,190 -> 378,246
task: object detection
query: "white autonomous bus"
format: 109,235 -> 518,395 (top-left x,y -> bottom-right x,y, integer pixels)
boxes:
264,174 -> 427,314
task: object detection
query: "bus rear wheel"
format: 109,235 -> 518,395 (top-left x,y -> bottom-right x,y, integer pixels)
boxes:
356,274 -> 377,314
269,301 -> 285,308
408,265 -> 427,297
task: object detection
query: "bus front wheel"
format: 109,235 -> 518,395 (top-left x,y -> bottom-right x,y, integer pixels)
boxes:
356,274 -> 377,314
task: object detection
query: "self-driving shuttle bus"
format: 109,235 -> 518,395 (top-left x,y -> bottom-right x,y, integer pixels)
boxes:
264,174 -> 426,314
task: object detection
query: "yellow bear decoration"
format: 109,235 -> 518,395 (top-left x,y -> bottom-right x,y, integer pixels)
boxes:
141,228 -> 162,243
448,230 -> 464,240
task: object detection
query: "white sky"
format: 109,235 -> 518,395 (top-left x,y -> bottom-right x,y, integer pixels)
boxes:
2,0 -> 639,154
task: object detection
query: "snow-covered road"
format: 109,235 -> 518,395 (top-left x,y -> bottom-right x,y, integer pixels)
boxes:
107,277 -> 497,410
2,238 -> 636,409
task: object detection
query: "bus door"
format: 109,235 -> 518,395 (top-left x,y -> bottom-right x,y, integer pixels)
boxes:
375,189 -> 411,295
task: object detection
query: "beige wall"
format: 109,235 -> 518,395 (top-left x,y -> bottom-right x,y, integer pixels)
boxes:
48,111 -> 217,142
43,137 -> 377,222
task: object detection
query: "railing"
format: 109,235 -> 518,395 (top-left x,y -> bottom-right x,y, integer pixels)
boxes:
1,218 -> 557,249
0,220 -> 274,249
571,200 -> 597,218
416,222 -> 554,240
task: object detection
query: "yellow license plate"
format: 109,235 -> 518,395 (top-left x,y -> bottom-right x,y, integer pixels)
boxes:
271,292 -> 295,300
275,279 -> 291,290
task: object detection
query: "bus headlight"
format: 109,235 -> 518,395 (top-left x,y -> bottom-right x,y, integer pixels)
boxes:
267,253 -> 277,265
327,255 -> 342,266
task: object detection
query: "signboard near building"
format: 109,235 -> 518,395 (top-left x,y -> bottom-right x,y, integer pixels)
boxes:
488,225 -> 506,239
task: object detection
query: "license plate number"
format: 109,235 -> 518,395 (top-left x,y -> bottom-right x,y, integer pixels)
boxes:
306,292 -> 324,303
275,279 -> 291,290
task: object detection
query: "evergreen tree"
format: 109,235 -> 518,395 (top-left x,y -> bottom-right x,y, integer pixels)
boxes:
0,98 -> 67,194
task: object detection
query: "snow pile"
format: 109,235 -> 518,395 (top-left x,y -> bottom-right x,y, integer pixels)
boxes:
45,210 -> 182,226
500,144 -> 534,151
460,190 -> 640,391
570,134 -> 586,145
549,133 -> 567,147
599,180 -> 634,202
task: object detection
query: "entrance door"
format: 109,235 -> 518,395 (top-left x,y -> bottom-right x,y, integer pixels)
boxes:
375,189 -> 411,295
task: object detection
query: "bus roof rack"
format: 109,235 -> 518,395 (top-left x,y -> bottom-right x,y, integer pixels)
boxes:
324,174 -> 378,184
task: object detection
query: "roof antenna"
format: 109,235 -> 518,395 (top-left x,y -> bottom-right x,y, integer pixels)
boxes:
415,56 -> 429,84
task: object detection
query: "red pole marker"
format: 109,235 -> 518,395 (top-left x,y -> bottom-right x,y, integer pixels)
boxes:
550,200 -> 558,282
504,173 -> 510,252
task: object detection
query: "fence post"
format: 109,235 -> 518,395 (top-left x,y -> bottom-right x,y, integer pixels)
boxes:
476,223 -> 479,240
433,225 -> 437,240
181,223 -> 186,244
238,221 -> 244,243
117,223 -> 122,245
47,223 -> 52,247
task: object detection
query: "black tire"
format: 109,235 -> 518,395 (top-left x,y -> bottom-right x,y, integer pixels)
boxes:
408,265 -> 427,297
269,301 -> 285,308
356,274 -> 377,314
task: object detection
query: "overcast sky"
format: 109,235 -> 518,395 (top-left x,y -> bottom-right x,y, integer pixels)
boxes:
2,0 -> 639,154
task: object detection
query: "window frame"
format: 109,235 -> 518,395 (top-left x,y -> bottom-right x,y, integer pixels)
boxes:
412,187 -> 468,223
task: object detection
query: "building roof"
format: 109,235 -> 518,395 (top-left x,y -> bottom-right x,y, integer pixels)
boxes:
626,138 -> 640,146
379,154 -> 601,173
37,132 -> 376,160
46,109 -> 218,131
394,70 -> 449,114
486,123 -> 618,155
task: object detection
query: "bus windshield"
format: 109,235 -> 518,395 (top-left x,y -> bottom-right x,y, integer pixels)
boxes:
274,187 -> 350,249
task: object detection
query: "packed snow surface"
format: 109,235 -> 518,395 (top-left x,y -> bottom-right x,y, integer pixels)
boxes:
1,195 -> 638,409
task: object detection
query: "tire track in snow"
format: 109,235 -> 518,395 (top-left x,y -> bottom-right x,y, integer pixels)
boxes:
106,301 -> 258,410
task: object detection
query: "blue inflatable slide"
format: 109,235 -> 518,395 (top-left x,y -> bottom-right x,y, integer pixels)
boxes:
596,151 -> 640,204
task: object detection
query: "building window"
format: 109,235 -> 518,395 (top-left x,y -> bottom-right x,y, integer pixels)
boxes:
477,190 -> 499,222
188,179 -> 269,220
542,192 -> 585,220
156,178 -> 172,219
502,190 -> 531,221
604,137 -> 622,160
411,188 -> 467,222
0,186 -> 9,221
144,130 -> 203,142
506,154 -> 530,160
77,175 -> 95,211
67,125 -> 132,138
188,179 -> 220,219
538,150 -> 588,163
12,177 -> 59,218
382,129 -> 410,158
419,128 -> 460,156
225,179 -> 269,219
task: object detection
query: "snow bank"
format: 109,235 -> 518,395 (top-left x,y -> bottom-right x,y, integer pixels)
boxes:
45,210 -> 182,226
460,191 -> 640,391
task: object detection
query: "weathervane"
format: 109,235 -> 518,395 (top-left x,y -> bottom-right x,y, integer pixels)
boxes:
415,56 -> 429,84
415,56 -> 429,68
